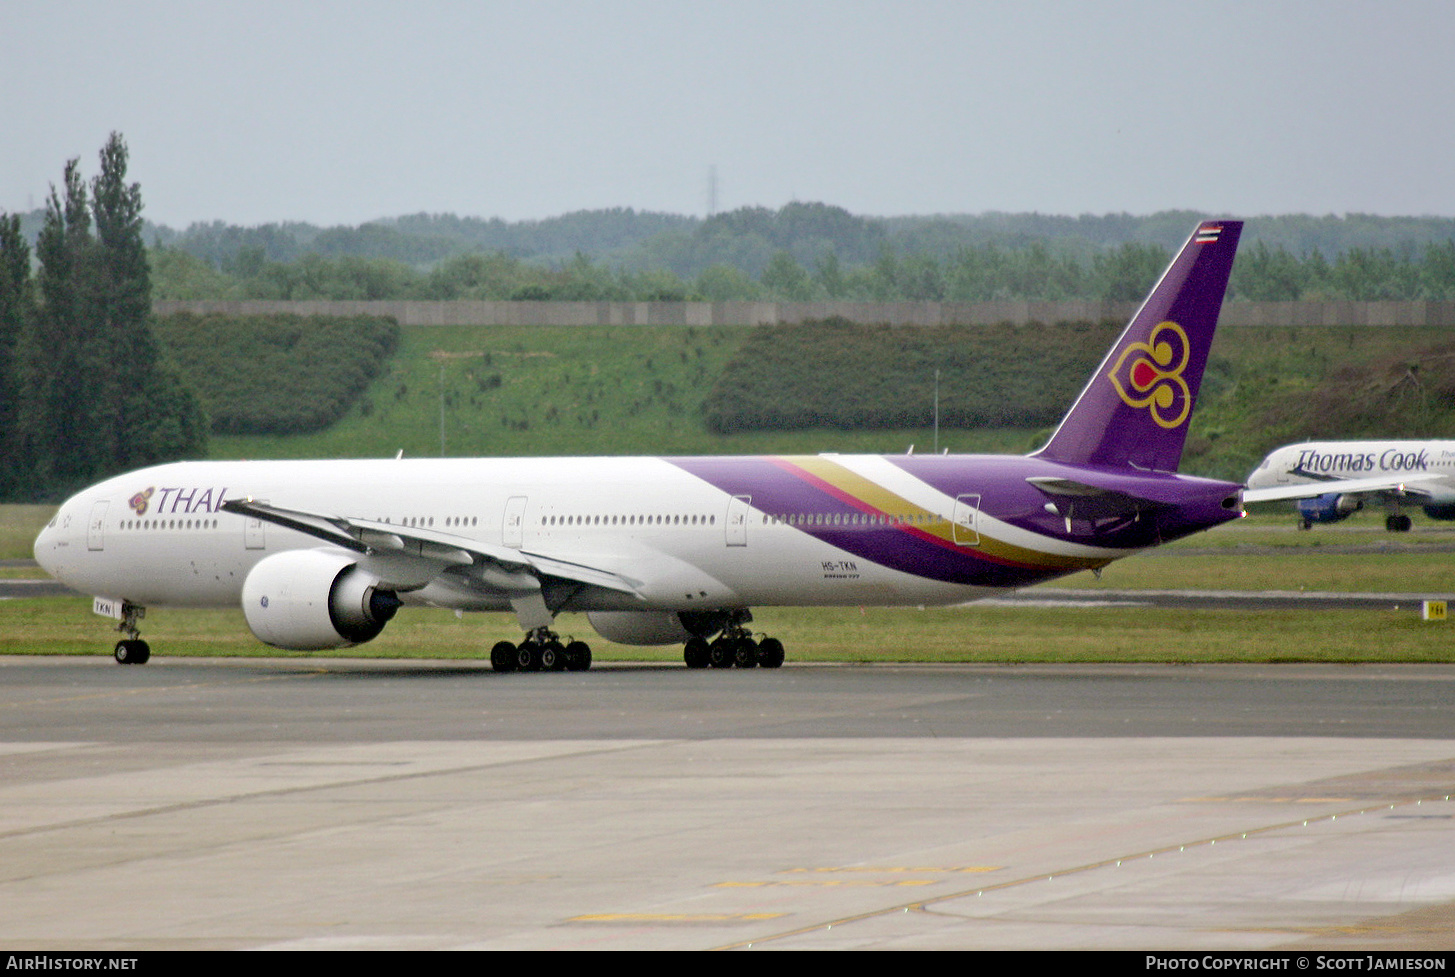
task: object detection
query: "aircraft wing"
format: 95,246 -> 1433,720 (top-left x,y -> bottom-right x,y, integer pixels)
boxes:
220,499 -> 639,597
1242,473 -> 1442,505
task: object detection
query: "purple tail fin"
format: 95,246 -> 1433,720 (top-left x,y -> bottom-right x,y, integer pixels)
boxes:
1034,220 -> 1243,471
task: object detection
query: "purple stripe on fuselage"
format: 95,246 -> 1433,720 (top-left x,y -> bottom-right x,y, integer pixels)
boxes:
669,455 -> 1244,587
887,455 -> 1243,545
761,457 -> 1043,571
670,456 -> 1084,587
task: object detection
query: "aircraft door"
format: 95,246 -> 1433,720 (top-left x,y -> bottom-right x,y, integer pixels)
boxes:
952,494 -> 981,546
504,496 -> 528,548
87,501 -> 109,551
726,495 -> 751,547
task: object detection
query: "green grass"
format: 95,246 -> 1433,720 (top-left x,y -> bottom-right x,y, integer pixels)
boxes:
1047,511 -> 1455,593
2,598 -> 1450,664
0,506 -> 53,561
1059,552 -> 1455,593
6,507 -> 1455,663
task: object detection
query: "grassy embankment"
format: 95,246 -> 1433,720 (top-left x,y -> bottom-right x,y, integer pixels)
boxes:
203,321 -> 1455,488
205,323 -> 1054,461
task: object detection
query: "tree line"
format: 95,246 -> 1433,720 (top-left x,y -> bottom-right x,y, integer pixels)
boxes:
0,135 -> 207,501
13,199 -> 1455,306
145,232 -> 1455,305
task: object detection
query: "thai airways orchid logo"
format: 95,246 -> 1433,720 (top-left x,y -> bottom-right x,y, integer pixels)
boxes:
1107,320 -> 1192,429
129,487 -> 155,516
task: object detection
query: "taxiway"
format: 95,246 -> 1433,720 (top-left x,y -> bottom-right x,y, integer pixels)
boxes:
1,657 -> 1453,950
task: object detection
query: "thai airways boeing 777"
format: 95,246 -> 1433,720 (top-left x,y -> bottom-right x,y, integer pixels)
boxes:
34,221 -> 1245,669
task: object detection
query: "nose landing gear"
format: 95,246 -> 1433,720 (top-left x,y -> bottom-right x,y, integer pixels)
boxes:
110,602 -> 150,664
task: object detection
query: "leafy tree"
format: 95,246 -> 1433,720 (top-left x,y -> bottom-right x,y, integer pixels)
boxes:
813,251 -> 846,299
149,245 -> 239,300
0,214 -> 30,496
424,251 -> 524,299
1231,241 -> 1306,300
24,158 -> 97,486
894,252 -> 946,301
694,263 -> 760,301
15,134 -> 206,498
1329,247 -> 1420,301
1421,240 -> 1455,300
1092,242 -> 1169,302
631,268 -> 690,302
760,251 -> 817,301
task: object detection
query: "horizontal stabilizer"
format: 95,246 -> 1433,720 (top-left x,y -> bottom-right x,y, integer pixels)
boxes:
1025,476 -> 1173,521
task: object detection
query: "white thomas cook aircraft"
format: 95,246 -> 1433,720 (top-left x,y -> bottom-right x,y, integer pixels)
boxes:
1245,440 -> 1455,531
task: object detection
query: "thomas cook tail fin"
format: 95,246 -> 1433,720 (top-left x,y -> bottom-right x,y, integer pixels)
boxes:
1034,220 -> 1243,472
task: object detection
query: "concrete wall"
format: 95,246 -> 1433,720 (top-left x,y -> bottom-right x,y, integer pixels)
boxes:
151,299 -> 1455,328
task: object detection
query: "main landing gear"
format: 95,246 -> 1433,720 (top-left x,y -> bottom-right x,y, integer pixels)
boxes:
490,627 -> 592,673
112,602 -> 150,665
1386,514 -> 1413,532
683,613 -> 785,670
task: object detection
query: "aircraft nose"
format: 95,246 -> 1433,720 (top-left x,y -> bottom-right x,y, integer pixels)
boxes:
34,519 -> 55,570
33,508 -> 70,579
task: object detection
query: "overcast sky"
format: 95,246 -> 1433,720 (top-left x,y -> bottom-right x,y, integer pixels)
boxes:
4,1 -> 1453,229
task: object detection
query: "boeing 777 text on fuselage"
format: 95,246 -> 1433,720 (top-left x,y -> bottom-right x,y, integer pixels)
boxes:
35,221 -> 1246,669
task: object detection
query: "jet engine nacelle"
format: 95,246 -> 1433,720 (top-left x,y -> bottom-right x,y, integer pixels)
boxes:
586,610 -> 735,645
587,611 -> 694,645
241,549 -> 401,650
1295,492 -> 1362,525
1423,503 -> 1455,522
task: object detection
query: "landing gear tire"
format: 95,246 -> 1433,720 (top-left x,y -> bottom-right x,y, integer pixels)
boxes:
757,637 -> 785,669
515,641 -> 543,672
684,637 -> 710,669
565,641 -> 592,672
1387,514 -> 1412,532
110,602 -> 149,664
490,641 -> 518,673
504,629 -> 589,674
708,637 -> 735,669
540,640 -> 569,672
114,639 -> 150,665
733,638 -> 759,668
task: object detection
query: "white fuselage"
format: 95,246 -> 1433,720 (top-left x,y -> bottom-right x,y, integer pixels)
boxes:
1247,440 -> 1455,504
33,456 -> 1138,617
